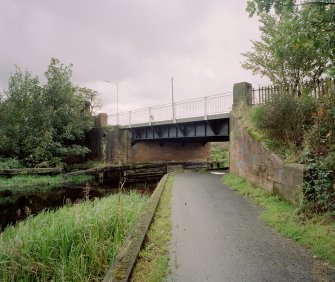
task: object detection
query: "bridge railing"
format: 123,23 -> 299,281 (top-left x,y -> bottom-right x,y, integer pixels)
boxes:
108,92 -> 233,126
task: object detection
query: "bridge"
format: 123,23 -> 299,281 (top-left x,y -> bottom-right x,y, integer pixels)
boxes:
107,92 -> 233,144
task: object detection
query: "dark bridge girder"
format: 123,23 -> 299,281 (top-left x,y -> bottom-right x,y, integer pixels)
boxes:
129,118 -> 229,145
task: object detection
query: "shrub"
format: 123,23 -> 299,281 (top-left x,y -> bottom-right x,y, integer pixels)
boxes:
0,158 -> 23,169
251,92 -> 317,149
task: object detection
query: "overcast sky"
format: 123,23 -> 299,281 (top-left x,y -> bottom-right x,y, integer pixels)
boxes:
0,0 -> 267,114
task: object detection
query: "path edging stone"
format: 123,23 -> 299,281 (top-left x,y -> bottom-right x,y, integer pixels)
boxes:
103,173 -> 169,282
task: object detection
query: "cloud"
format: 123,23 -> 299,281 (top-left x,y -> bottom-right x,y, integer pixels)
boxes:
0,0 -> 267,112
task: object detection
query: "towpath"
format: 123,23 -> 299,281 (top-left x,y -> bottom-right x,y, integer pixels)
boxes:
169,172 -> 335,282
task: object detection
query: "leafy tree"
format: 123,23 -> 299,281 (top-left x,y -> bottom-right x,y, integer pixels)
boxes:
246,0 -> 334,16
243,1 -> 335,87
0,58 -> 95,166
77,86 -> 102,114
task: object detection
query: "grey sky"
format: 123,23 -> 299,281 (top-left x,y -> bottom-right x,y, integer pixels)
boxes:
0,0 -> 266,114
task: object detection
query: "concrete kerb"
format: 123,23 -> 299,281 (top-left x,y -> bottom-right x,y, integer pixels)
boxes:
103,173 -> 169,282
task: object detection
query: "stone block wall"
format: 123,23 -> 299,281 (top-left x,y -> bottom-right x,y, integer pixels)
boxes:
230,111 -> 304,204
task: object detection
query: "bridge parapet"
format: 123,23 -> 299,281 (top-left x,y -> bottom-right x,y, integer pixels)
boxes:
108,92 -> 233,127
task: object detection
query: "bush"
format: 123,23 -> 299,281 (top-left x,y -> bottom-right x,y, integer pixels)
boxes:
251,92 -> 317,149
301,93 -> 335,212
211,144 -> 229,167
249,88 -> 335,212
0,158 -> 23,169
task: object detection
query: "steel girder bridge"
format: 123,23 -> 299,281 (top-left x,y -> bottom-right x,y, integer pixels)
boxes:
108,93 -> 232,144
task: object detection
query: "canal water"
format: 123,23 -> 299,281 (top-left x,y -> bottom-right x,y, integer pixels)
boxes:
0,169 -> 162,232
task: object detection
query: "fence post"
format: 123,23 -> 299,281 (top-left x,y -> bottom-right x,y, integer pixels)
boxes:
233,82 -> 252,109
204,97 -> 208,120
129,111 -> 132,128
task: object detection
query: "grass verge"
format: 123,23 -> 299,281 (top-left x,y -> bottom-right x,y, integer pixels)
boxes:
0,174 -> 93,193
224,173 -> 335,265
131,174 -> 174,282
0,191 -> 148,281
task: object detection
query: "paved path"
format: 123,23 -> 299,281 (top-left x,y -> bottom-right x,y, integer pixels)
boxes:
169,172 -> 335,282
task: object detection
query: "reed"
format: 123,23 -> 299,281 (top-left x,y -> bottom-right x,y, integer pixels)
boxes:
0,192 -> 148,281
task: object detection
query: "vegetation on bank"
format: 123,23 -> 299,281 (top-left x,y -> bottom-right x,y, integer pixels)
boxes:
0,58 -> 99,168
242,1 -> 335,213
131,175 -> 173,282
0,192 -> 148,281
0,174 -> 94,193
224,173 -> 335,265
211,143 -> 230,168
239,84 -> 335,213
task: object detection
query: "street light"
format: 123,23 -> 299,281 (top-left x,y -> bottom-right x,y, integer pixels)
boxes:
104,80 -> 119,125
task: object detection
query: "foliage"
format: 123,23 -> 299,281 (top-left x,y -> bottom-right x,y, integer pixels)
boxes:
211,144 -> 230,167
0,192 -> 148,281
249,86 -> 335,211
300,92 -> 335,212
0,158 -> 23,169
243,2 -> 335,86
0,174 -> 94,193
131,175 -> 173,282
224,173 -> 335,266
0,58 -> 95,167
250,92 -> 317,148
247,0 -> 335,17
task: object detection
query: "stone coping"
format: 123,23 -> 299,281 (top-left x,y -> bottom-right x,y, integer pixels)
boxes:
103,173 -> 169,282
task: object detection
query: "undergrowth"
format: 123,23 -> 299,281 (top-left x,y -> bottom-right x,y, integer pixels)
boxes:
239,86 -> 335,212
211,144 -> 230,167
0,192 -> 148,281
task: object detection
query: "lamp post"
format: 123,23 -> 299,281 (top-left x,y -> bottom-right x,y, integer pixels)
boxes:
104,80 -> 119,125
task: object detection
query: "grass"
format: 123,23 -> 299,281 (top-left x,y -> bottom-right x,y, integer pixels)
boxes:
131,174 -> 174,282
224,173 -> 335,265
0,191 -> 149,281
0,174 -> 94,193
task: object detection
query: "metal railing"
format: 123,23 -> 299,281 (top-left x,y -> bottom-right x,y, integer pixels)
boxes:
252,78 -> 335,105
108,92 -> 233,126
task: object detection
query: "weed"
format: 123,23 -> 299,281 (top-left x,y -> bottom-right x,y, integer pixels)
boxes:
0,192 -> 148,281
131,174 -> 174,282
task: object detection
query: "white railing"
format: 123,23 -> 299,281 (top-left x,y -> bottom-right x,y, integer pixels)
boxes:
108,92 -> 233,126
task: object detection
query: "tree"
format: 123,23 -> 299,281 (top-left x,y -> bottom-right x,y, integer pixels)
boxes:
77,86 -> 102,114
242,1 -> 335,86
246,0 -> 335,16
0,58 -> 95,166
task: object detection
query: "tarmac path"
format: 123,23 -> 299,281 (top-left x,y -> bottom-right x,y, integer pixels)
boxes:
168,172 -> 335,282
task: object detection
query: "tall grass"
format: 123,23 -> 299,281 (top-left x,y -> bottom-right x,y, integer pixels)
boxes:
0,174 -> 93,193
0,192 -> 148,281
